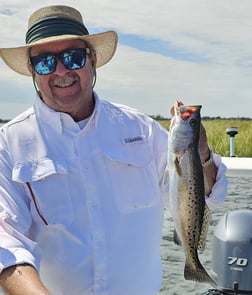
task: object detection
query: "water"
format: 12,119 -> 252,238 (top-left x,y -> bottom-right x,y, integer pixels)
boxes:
159,177 -> 252,294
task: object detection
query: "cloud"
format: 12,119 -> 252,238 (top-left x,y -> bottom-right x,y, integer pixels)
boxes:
0,9 -> 16,16
0,0 -> 252,119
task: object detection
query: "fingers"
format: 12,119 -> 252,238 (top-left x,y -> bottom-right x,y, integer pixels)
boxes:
170,101 -> 184,116
199,123 -> 210,161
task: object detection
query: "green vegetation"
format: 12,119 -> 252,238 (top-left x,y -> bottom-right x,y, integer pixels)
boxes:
157,119 -> 252,157
1,117 -> 251,157
0,119 -> 9,124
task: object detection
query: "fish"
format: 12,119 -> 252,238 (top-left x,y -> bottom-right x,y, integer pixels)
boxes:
168,101 -> 215,286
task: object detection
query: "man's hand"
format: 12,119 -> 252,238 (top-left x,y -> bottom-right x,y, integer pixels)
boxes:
0,264 -> 51,295
199,123 -> 217,195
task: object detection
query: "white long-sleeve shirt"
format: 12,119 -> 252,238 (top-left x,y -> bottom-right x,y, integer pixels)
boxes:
0,93 -> 227,295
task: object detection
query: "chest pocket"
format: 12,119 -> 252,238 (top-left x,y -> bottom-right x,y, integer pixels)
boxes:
102,139 -> 162,214
12,158 -> 74,226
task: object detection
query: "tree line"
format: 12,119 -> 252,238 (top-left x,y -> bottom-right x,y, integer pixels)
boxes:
149,115 -> 252,121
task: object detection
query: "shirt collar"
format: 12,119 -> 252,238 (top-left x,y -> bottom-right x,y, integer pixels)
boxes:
33,92 -> 101,134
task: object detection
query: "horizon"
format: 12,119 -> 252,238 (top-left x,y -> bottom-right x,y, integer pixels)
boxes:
1,115 -> 251,123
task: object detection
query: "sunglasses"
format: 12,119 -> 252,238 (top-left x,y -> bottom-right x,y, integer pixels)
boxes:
29,47 -> 91,75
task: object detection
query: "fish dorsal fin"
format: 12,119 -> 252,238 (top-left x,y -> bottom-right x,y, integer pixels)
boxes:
198,204 -> 211,251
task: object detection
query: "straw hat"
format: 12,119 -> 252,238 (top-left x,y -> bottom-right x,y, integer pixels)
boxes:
0,5 -> 118,76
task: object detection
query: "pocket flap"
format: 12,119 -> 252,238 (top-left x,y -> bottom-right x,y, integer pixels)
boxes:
102,136 -> 153,167
12,158 -> 69,183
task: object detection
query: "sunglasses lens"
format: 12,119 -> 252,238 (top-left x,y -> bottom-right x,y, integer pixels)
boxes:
31,54 -> 57,75
62,49 -> 86,70
30,48 -> 88,75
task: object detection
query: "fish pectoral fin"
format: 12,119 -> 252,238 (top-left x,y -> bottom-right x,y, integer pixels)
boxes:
198,204 -> 211,251
174,157 -> 182,176
173,229 -> 182,246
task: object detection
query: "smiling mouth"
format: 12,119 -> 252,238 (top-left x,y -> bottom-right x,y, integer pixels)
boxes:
50,74 -> 79,88
54,80 -> 76,88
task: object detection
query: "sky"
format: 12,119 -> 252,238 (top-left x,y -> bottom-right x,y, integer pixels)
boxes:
0,0 -> 252,120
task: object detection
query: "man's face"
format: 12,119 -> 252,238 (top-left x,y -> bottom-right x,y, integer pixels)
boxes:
30,39 -> 96,121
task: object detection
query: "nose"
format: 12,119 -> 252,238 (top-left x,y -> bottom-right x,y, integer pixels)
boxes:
54,58 -> 69,75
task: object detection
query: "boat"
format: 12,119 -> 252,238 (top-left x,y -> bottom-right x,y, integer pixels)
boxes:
222,127 -> 252,178
221,157 -> 252,177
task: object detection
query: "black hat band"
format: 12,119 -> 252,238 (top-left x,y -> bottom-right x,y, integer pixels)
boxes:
26,17 -> 89,44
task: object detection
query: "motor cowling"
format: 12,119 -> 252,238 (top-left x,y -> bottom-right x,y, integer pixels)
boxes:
210,210 -> 252,294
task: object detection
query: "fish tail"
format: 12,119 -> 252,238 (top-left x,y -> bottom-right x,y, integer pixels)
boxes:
184,259 -> 216,287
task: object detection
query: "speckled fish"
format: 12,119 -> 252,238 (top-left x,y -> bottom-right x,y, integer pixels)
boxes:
168,101 -> 215,286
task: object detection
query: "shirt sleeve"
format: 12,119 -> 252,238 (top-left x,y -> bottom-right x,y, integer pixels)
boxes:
205,153 -> 228,210
0,136 -> 38,274
150,120 -> 170,207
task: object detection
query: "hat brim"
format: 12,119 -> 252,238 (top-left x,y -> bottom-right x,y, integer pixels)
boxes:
0,31 -> 118,76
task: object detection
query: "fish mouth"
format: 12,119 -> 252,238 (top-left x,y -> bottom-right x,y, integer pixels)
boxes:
173,101 -> 202,121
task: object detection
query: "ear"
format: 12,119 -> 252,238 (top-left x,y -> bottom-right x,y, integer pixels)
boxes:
27,61 -> 34,75
92,50 -> 97,67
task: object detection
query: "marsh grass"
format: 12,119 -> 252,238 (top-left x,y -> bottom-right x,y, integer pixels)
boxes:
158,119 -> 252,157
1,120 -> 251,157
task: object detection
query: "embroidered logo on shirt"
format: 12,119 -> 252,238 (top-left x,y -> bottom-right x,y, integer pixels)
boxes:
123,135 -> 145,144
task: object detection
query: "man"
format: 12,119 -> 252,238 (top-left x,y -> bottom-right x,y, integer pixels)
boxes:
0,5 -> 227,295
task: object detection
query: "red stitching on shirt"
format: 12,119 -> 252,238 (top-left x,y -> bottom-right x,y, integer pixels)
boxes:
26,182 -> 48,226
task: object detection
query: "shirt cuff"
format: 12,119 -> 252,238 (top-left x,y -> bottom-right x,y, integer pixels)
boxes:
0,247 -> 38,274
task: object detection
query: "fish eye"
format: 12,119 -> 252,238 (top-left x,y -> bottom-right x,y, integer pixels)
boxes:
190,118 -> 197,127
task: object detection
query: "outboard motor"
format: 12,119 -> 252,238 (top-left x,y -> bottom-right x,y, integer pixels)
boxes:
202,210 -> 252,295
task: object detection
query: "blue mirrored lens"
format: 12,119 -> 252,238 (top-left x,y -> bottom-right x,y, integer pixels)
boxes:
30,48 -> 87,75
31,55 -> 57,75
61,49 -> 86,70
